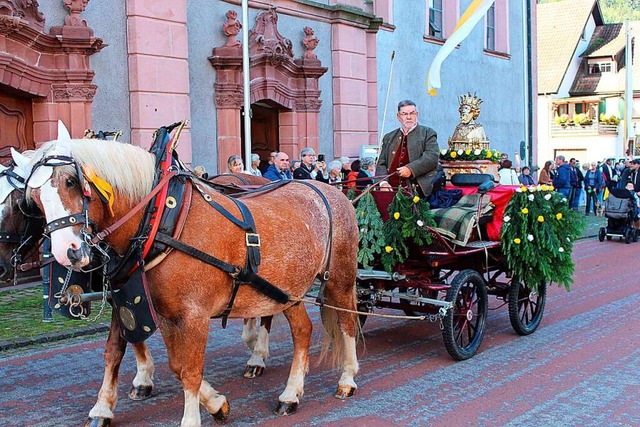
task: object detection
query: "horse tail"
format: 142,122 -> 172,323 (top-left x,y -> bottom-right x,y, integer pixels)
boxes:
317,285 -> 361,369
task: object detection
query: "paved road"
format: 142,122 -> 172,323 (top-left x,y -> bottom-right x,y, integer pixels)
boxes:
1,237 -> 638,426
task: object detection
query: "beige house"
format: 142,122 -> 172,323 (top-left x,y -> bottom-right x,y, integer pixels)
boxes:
537,0 -> 640,165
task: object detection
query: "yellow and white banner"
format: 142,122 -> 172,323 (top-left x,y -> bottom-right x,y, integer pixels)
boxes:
426,0 -> 495,96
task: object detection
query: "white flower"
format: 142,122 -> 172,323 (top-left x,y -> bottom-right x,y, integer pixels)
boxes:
537,185 -> 542,191
527,234 -> 534,242
528,194 -> 535,201
360,228 -> 365,233
544,194 -> 552,200
416,220 -> 424,227
516,187 -> 523,193
559,247 -> 565,253
503,215 -> 511,223
566,237 -> 570,242
474,149 -> 481,155
440,148 -> 447,155
457,149 -> 464,155
562,198 -> 567,202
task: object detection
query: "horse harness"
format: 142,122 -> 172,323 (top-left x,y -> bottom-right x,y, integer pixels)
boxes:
31,133 -> 335,338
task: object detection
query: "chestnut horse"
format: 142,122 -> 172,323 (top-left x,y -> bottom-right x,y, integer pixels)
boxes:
26,138 -> 360,426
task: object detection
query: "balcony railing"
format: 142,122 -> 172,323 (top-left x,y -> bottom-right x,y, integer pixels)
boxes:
550,122 -> 619,136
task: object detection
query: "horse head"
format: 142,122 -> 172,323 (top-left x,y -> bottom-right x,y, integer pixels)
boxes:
0,149 -> 41,281
27,133 -> 154,270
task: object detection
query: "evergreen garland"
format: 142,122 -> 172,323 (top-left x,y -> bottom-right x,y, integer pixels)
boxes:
380,191 -> 436,272
500,184 -> 585,292
354,192 -> 386,269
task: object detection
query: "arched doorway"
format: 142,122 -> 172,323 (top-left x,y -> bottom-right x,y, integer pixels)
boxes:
209,8 -> 327,173
240,101 -> 281,171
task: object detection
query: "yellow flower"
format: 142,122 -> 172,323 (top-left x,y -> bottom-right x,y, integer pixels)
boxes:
537,215 -> 544,223
385,246 -> 394,253
413,196 -> 420,203
521,207 -> 529,214
450,151 -> 457,158
541,184 -> 548,191
486,150 -> 492,158
393,212 -> 400,220
514,238 -> 521,244
465,149 -> 471,155
556,213 -> 563,220
549,185 -> 555,191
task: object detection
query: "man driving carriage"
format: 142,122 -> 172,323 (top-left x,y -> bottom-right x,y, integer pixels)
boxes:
376,100 -> 440,197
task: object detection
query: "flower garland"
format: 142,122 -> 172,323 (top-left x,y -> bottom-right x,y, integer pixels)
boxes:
500,184 -> 585,292
440,148 -> 501,163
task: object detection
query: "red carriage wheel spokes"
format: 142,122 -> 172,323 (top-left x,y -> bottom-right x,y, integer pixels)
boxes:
442,269 -> 488,361
508,280 -> 547,336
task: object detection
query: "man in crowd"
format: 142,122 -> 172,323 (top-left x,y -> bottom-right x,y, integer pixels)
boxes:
260,151 -> 278,175
620,158 -> 640,194
376,100 -> 440,197
552,155 -> 573,199
263,152 -> 292,181
294,147 -> 326,180
569,158 -> 582,211
601,158 -> 617,190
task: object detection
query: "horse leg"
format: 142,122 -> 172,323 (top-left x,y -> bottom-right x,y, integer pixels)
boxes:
241,318 -> 258,351
243,316 -> 272,378
86,310 -> 126,426
129,342 -> 155,400
160,315 -> 229,427
274,304 -> 312,415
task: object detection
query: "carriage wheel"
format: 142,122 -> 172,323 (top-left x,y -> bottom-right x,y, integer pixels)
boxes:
508,280 -> 547,335
442,270 -> 488,361
625,229 -> 633,244
598,227 -> 606,242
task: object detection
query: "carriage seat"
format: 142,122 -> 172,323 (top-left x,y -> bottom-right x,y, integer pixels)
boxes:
430,193 -> 494,247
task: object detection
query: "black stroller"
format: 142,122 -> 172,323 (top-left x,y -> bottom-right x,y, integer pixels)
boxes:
598,188 -> 639,244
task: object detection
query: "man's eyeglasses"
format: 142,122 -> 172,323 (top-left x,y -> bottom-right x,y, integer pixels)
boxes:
280,158 -> 290,162
303,154 -> 316,157
399,111 -> 418,117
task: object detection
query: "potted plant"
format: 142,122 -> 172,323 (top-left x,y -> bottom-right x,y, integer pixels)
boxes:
555,114 -> 569,127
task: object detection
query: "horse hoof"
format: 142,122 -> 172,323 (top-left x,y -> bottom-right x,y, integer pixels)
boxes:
129,385 -> 153,400
85,417 -> 111,427
273,401 -> 298,415
334,385 -> 356,399
243,365 -> 264,378
212,400 -> 230,425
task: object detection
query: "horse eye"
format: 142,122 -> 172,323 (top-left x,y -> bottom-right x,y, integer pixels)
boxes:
66,177 -> 78,188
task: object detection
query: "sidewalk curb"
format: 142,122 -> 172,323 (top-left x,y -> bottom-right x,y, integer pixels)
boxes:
0,324 -> 110,352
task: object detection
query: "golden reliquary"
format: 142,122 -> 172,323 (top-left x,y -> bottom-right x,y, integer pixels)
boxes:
447,92 -> 490,151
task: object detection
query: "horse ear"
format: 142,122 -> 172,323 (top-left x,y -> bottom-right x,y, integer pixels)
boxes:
57,120 -> 72,141
11,148 -> 31,177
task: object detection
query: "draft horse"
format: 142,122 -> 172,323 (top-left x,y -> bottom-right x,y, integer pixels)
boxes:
26,137 -> 360,426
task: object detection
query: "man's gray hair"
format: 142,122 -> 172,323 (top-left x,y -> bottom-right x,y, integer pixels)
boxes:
250,153 -> 260,162
361,157 -> 375,170
328,160 -> 342,173
274,152 -> 287,161
300,147 -> 316,158
556,155 -> 565,162
397,100 -> 417,112
339,156 -> 350,165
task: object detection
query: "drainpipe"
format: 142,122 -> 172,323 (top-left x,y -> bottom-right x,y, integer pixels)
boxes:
523,0 -> 534,167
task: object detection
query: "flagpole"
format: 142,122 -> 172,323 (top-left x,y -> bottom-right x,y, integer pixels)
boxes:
624,20 -> 634,156
242,0 -> 252,172
378,51 -> 395,155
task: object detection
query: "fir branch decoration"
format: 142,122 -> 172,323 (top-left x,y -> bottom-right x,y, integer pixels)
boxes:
346,187 -> 357,201
381,191 -> 436,272
354,192 -> 385,269
500,184 -> 585,292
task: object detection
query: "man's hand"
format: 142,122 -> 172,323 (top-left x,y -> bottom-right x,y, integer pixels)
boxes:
397,166 -> 412,178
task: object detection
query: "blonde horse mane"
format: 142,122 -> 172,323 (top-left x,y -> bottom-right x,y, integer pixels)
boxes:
48,139 -> 155,203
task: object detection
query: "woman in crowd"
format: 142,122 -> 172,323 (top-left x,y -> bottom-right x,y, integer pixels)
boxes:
498,159 -> 519,185
227,154 -> 244,173
346,159 -> 361,189
518,166 -> 536,186
356,157 -> 375,189
538,160 -> 553,185
584,161 -> 604,215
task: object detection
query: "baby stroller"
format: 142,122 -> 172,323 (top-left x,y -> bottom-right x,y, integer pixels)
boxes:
598,188 -> 639,244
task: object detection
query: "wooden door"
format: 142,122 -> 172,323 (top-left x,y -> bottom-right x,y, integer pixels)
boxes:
241,103 -> 279,170
0,92 -> 34,164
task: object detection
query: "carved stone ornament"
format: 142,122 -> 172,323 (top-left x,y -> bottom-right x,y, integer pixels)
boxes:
302,26 -> 319,60
0,0 -> 45,32
249,7 -> 293,58
222,10 -> 241,47
63,0 -> 89,27
52,84 -> 97,102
